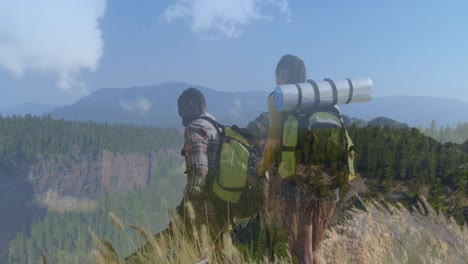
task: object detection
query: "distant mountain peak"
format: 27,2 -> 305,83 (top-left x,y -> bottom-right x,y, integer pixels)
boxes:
368,117 -> 410,129
50,83 -> 468,128
340,95 -> 468,128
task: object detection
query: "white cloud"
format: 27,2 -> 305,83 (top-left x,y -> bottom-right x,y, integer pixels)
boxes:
164,0 -> 290,39
0,0 -> 106,91
120,97 -> 152,114
229,99 -> 242,118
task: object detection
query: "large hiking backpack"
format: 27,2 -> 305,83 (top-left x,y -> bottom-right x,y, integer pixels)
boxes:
278,106 -> 356,198
199,117 -> 260,204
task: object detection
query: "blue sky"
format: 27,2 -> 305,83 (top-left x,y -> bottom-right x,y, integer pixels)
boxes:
0,0 -> 467,108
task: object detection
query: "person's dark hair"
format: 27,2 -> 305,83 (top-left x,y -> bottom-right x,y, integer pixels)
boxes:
275,54 -> 307,84
177,87 -> 206,126
178,87 -> 206,110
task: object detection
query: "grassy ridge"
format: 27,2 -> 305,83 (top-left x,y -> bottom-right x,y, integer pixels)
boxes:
91,196 -> 468,264
319,196 -> 468,263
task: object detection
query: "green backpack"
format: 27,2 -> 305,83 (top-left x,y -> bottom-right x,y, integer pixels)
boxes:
278,106 -> 356,198
199,117 -> 259,204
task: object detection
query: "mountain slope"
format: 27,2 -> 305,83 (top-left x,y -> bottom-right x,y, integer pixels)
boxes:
340,95 -> 468,128
1,103 -> 61,116
50,82 -> 468,128
50,82 -> 268,127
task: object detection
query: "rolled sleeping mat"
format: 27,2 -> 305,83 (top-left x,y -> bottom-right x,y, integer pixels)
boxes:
274,78 -> 373,112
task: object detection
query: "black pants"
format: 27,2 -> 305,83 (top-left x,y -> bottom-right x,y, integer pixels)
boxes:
125,194 -> 230,263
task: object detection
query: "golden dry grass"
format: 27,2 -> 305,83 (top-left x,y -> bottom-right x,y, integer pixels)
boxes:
93,197 -> 467,264
92,202 -> 265,264
318,196 -> 468,264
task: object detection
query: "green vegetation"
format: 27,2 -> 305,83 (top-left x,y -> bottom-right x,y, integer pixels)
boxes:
7,155 -> 185,264
1,117 -> 467,263
421,120 -> 468,144
0,115 -> 185,263
0,114 -> 183,172
348,124 -> 468,223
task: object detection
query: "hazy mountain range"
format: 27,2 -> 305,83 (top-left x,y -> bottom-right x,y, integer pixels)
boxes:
339,95 -> 468,128
50,82 -> 268,127
0,103 -> 61,117
5,82 -> 467,128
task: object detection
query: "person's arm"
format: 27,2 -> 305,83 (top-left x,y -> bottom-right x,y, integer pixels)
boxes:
259,94 -> 287,176
183,123 -> 210,195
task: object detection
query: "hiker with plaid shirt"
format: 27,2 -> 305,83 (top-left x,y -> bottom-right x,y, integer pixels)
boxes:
126,88 -> 229,263
176,87 -> 229,239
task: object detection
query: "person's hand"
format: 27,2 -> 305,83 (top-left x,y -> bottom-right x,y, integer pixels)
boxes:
185,186 -> 205,198
264,170 -> 270,181
257,161 -> 271,182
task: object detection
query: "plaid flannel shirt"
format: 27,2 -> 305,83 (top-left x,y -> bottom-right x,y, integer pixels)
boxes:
183,113 -> 221,192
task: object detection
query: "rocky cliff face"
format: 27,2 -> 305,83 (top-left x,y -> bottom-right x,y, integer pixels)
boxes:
0,148 -> 182,250
29,148 -> 181,200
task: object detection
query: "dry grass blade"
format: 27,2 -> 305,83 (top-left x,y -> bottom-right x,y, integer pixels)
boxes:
128,224 -> 164,261
129,225 -> 152,242
108,212 -> 125,233
92,249 -> 108,264
39,249 -> 47,264
185,201 -> 196,222
89,229 -> 122,263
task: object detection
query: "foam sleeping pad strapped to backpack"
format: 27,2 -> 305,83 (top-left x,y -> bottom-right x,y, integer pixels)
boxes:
272,77 -> 367,194
274,78 -> 373,111
199,116 -> 256,204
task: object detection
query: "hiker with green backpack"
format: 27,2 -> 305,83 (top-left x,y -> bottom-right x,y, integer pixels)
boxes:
176,87 -> 260,237
258,54 -> 371,263
126,87 -> 261,263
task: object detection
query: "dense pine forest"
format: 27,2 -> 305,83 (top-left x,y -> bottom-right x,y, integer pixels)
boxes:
0,116 -> 467,263
7,155 -> 185,264
348,124 -> 468,222
0,115 -> 186,263
0,114 -> 183,172
420,121 -> 468,144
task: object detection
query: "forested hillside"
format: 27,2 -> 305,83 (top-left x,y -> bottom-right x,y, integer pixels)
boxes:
248,112 -> 468,223
421,121 -> 468,144
0,115 -> 185,263
1,116 -> 467,263
0,114 -> 182,171
348,124 -> 468,222
7,155 -> 185,264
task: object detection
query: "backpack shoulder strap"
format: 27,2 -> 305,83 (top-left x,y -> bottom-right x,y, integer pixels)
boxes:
197,116 -> 224,134
327,106 -> 357,182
